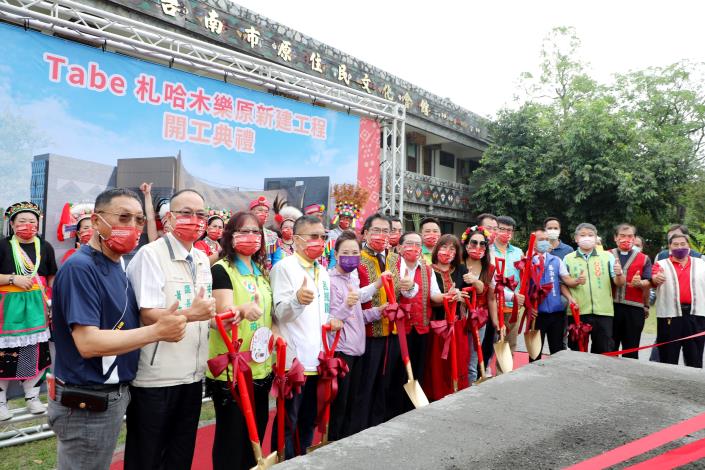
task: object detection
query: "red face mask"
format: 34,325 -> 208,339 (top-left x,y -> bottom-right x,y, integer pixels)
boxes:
254,211 -> 268,226
281,227 -> 293,241
207,227 -> 223,241
467,246 -> 486,260
437,247 -> 456,265
79,229 -> 94,245
487,231 -> 497,245
368,234 -> 388,253
618,240 -> 633,251
98,215 -> 141,255
302,238 -> 326,260
422,233 -> 440,249
234,233 -> 261,256
14,223 -> 38,240
172,215 -> 206,242
388,232 -> 401,247
402,245 -> 422,263
497,232 -> 511,244
338,219 -> 351,230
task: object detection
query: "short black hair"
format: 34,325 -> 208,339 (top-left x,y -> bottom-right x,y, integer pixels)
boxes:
293,215 -> 323,234
476,213 -> 496,226
362,213 -> 391,235
543,217 -> 560,227
95,188 -> 142,212
614,223 -> 636,235
420,217 -> 440,230
335,230 -> 361,252
667,224 -> 689,236
496,215 -> 516,228
170,188 -> 205,206
669,233 -> 690,245
389,215 -> 402,224
398,231 -> 420,246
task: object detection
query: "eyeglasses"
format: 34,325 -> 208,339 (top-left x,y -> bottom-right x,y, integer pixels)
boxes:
98,211 -> 146,225
172,209 -> 208,219
497,227 -> 513,233
468,240 -> 487,247
402,242 -> 422,248
235,229 -> 260,235
368,228 -> 390,235
297,233 -> 328,241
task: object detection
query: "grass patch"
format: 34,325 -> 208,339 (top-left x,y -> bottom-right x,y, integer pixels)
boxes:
0,399 -> 215,470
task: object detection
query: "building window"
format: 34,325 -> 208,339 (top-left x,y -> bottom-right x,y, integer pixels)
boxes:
439,151 -> 455,168
406,143 -> 418,173
30,159 -> 47,212
422,146 -> 434,177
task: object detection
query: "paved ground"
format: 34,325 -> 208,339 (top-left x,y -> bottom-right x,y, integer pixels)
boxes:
279,351 -> 705,469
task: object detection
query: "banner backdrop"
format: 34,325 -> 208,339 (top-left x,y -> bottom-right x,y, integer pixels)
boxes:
0,22 -> 371,216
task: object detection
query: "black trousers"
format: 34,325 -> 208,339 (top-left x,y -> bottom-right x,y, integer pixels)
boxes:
347,336 -> 399,434
481,320 -> 496,369
657,306 -> 705,368
328,352 -> 361,441
206,376 -> 272,470
387,330 -> 428,419
613,303 -> 646,359
270,374 -> 318,459
529,312 -> 566,363
124,381 -> 203,470
567,314 -> 614,354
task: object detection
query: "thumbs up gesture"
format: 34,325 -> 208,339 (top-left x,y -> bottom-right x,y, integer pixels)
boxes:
190,287 -> 216,321
614,258 -> 623,277
241,291 -> 264,321
156,301 -> 187,342
296,277 -> 315,305
631,270 -> 642,288
346,290 -> 360,307
399,273 -> 414,292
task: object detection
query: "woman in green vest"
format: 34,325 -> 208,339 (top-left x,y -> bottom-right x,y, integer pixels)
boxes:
207,211 -> 274,470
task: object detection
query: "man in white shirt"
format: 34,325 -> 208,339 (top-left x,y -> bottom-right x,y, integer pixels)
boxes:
124,189 -> 216,470
270,215 -> 342,458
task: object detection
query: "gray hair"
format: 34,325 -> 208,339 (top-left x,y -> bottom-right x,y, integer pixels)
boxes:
574,223 -> 597,236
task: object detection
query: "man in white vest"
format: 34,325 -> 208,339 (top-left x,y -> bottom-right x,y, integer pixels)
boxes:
124,189 -> 216,469
652,233 -> 705,368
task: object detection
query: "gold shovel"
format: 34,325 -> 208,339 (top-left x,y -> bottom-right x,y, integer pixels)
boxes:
524,317 -> 542,360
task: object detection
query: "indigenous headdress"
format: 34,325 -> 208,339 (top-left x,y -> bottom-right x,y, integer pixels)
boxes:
4,201 -> 42,236
272,194 -> 303,226
304,203 -> 325,216
331,184 -> 370,229
249,196 -> 270,211
206,208 -> 232,225
57,202 -> 95,242
461,225 -> 490,243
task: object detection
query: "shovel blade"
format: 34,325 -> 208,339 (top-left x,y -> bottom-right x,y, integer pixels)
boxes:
250,444 -> 277,470
524,329 -> 542,360
403,379 -> 429,408
494,340 -> 514,373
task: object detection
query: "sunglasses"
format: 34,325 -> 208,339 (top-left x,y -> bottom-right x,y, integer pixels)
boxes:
468,240 -> 487,247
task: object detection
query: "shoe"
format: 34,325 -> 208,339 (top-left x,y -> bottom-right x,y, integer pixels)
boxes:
0,402 -> 10,421
26,396 -> 46,415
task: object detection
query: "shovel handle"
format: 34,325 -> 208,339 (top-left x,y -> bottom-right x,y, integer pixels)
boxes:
472,326 -> 485,371
274,337 -> 286,459
275,337 -> 287,376
321,324 -> 341,358
443,296 -> 457,323
518,234 -> 536,296
381,273 -> 397,305
570,302 -> 581,326
215,313 -> 236,354
462,286 -> 477,310
236,367 -> 261,448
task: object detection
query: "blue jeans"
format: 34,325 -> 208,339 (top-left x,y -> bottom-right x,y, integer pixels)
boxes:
48,383 -> 130,470
468,324 -> 487,383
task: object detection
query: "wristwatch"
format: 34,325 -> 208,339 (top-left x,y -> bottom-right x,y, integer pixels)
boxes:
8,275 -> 14,285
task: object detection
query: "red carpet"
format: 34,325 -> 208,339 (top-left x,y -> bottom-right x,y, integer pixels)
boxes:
110,351 -> 537,469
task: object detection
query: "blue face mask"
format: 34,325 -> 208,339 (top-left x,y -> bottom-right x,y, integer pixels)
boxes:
338,255 -> 360,273
536,240 -> 551,254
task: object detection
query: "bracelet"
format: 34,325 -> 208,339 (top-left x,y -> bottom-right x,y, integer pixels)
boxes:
8,275 -> 14,285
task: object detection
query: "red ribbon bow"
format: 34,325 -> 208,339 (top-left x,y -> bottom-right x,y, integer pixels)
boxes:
383,302 -> 410,322
207,348 -> 254,406
270,358 -> 305,400
430,319 -> 455,360
315,352 -> 349,432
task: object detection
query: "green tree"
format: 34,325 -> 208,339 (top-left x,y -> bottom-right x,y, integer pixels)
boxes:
472,27 -> 703,250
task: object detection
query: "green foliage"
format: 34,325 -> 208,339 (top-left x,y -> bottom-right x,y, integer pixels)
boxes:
472,27 -> 705,251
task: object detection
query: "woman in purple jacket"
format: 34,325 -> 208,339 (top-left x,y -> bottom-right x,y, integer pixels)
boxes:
327,230 -> 385,440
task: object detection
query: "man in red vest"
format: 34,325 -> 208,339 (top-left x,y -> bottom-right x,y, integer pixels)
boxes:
611,223 -> 652,358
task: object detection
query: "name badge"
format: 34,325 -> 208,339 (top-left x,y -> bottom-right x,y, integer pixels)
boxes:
250,327 -> 273,363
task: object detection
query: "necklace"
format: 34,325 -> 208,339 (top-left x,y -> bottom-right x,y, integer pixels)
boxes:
10,236 -> 40,276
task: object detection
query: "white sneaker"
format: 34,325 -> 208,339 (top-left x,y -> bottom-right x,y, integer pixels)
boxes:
26,396 -> 46,415
0,402 -> 10,421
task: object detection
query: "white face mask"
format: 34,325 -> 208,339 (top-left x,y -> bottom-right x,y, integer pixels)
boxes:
546,228 -> 560,241
578,236 -> 596,251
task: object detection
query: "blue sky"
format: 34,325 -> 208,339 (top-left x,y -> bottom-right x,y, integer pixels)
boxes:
0,22 -> 360,191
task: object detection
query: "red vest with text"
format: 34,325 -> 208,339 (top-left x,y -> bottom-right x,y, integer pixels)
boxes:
611,249 -> 647,307
399,261 -> 433,334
